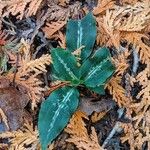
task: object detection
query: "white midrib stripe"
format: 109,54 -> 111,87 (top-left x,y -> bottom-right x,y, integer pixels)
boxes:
56,52 -> 78,80
47,89 -> 74,136
77,21 -> 82,49
85,58 -> 109,81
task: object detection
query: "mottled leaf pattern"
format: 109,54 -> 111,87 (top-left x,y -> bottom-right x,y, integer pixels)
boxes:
80,47 -> 115,88
66,13 -> 96,61
38,86 -> 79,150
38,14 -> 115,150
51,48 -> 80,85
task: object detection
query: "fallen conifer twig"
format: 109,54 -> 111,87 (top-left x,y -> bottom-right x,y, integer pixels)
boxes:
102,108 -> 124,148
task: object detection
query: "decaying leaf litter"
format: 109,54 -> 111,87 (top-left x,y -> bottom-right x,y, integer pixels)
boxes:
0,0 -> 150,150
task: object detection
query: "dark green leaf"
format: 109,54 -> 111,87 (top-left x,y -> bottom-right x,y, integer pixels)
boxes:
38,87 -> 79,150
80,47 -> 115,87
88,85 -> 105,95
66,13 -> 96,61
50,65 -> 61,80
51,48 -> 80,85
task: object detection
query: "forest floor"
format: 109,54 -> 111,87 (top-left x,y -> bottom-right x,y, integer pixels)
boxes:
0,0 -> 150,150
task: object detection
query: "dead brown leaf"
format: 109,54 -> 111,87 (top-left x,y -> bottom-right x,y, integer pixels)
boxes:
0,77 -> 30,131
79,98 -> 116,115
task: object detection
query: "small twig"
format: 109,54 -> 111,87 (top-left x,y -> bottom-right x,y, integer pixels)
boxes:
33,43 -> 46,59
125,73 -> 132,98
1,18 -> 17,29
29,10 -> 50,45
119,45 -> 126,52
102,122 -> 122,148
102,108 -> 124,148
132,48 -> 139,76
43,72 -> 48,87
32,32 -> 47,59
12,53 -> 19,86
44,81 -> 70,96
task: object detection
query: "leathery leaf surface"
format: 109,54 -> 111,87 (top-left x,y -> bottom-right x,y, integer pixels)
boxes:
80,47 -> 115,88
38,86 -> 79,150
88,85 -> 105,95
51,48 -> 80,85
66,12 -> 96,61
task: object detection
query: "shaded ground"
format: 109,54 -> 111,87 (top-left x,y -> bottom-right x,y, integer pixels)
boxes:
0,0 -> 150,150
